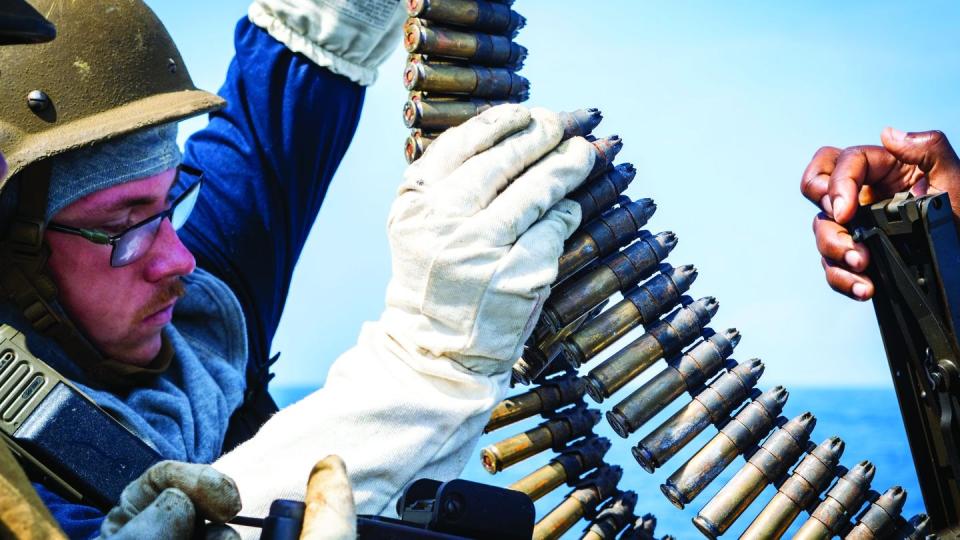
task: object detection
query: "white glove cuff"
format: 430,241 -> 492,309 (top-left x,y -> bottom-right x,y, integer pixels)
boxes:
248,0 -> 406,86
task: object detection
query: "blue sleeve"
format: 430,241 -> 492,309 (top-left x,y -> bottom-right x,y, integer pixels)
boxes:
33,482 -> 103,540
180,18 -> 365,393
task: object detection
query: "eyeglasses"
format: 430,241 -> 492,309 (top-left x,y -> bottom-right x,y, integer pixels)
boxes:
47,165 -> 203,267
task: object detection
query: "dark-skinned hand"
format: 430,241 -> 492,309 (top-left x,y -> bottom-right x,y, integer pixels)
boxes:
800,128 -> 960,300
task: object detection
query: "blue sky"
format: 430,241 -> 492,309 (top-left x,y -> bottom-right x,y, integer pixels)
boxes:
152,0 -> 960,390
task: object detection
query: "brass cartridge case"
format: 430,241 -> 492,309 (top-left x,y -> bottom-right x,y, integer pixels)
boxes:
607,329 -> 740,438
661,386 -> 788,509
509,436 -> 611,501
585,297 -> 719,402
407,0 -> 526,37
566,163 -> 637,232
403,19 -> 527,66
741,436 -> 845,540
586,135 -> 623,178
559,264 -> 697,367
846,486 -> 907,539
485,375 -> 584,433
512,461 -> 568,502
480,407 -> 600,473
534,495 -> 588,540
403,106 -> 600,160
533,465 -> 623,540
557,200 -> 659,285
794,460 -> 877,540
893,513 -> 930,539
631,358 -> 764,472
693,411 -> 816,537
582,490 -> 638,540
558,265 -> 698,371
403,60 -> 530,98
404,129 -> 436,162
543,227 -> 670,336
403,96 -> 506,130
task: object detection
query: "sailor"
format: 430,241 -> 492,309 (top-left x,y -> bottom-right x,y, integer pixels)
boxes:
0,0 -> 597,537
801,129 -> 960,299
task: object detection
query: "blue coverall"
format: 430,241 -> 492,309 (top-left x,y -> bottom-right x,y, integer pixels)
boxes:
35,17 -> 365,538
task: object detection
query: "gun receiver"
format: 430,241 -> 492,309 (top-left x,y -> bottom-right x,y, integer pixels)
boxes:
0,324 -> 162,510
852,191 -> 960,536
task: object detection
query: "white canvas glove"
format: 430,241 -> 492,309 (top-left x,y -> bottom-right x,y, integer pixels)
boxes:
97,461 -> 241,540
384,104 -> 597,375
248,0 -> 406,85
214,105 -> 596,537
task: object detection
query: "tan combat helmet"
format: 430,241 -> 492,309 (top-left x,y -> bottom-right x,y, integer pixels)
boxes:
0,0 -> 225,387
0,0 -> 224,188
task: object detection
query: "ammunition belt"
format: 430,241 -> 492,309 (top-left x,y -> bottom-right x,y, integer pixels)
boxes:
401,2 -> 927,539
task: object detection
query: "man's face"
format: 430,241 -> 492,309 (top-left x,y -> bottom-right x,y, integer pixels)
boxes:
44,168 -> 196,366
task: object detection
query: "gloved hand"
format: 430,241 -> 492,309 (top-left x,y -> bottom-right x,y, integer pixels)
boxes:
383,104 -> 597,375
248,0 -> 407,86
213,104 -> 596,529
97,461 -> 242,540
299,455 -> 356,540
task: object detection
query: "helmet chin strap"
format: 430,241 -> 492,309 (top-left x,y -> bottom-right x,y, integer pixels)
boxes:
0,161 -> 171,389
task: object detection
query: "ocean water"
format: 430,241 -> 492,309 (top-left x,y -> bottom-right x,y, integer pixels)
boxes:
271,386 -> 921,539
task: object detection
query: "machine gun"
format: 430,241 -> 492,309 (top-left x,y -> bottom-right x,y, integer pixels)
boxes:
233,478 -> 535,540
852,191 -> 960,537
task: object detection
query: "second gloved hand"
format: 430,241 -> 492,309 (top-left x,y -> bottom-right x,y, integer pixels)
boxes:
97,461 -> 241,540
382,104 -> 597,375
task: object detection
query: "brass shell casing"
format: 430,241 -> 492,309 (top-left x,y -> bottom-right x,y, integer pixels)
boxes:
404,19 -> 527,67
403,96 -> 505,130
561,265 -> 696,370
660,386 -> 788,509
740,436 -> 845,540
693,412 -> 816,538
532,466 -> 623,540
606,328 -> 739,437
584,297 -> 718,402
510,461 -> 568,502
565,163 -> 637,239
404,129 -> 436,162
556,203 -> 661,285
484,375 -> 584,432
793,460 -> 876,539
631,358 -> 764,473
407,0 -> 526,37
508,436 -> 611,501
480,407 -> 600,473
544,228 -> 671,335
533,496 -> 586,540
403,60 -> 529,98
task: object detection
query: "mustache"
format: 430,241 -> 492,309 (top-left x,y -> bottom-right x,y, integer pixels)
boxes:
135,279 -> 186,321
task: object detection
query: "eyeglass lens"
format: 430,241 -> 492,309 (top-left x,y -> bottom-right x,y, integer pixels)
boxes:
110,178 -> 201,267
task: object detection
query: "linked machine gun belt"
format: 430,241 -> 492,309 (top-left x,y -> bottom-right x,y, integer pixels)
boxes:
401,1 -> 945,538
0,1 -> 949,538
